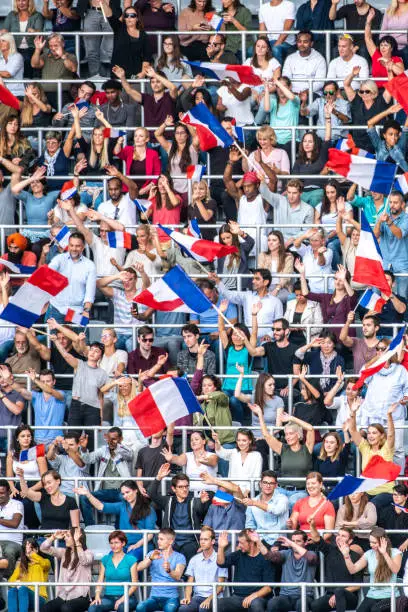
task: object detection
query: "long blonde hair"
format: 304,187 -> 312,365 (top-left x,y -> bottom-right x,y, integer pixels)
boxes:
89,127 -> 110,169
386,0 -> 399,16
133,128 -> 149,161
20,83 -> 48,127
117,378 -> 139,418
370,527 -> 393,583
13,0 -> 37,14
192,180 -> 210,204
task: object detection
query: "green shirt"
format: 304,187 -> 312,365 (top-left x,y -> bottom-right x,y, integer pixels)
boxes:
350,195 -> 387,225
220,6 -> 254,54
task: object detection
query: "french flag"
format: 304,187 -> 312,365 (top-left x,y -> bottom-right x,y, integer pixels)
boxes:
335,135 -> 375,159
65,308 -> 89,327
187,218 -> 201,239
212,490 -> 234,506
328,455 -> 401,500
187,164 -> 206,182
183,61 -> 263,86
352,211 -> 391,296
393,503 -> 408,513
74,98 -> 90,111
205,11 -> 223,30
19,444 -> 45,462
134,199 -> 152,214
385,73 -> 408,114
395,172 -> 408,195
353,326 -> 405,390
0,265 -> 68,328
231,118 -> 244,143
60,181 -> 77,201
107,231 -> 133,249
0,260 -> 36,275
103,128 -> 126,138
54,225 -> 71,250
180,103 -> 234,151
159,224 -> 238,263
357,288 -> 386,313
128,376 -> 203,437
326,148 -> 397,195
135,265 -> 212,313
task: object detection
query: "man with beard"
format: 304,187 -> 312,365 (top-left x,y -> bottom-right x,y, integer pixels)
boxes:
340,311 -> 380,373
46,231 -> 96,324
5,330 -> 41,376
0,234 -> 37,287
98,176 -> 137,234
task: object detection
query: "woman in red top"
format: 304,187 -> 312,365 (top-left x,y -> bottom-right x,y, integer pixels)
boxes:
288,471 -> 336,533
365,8 -> 404,88
143,174 -> 182,246
115,127 -> 161,194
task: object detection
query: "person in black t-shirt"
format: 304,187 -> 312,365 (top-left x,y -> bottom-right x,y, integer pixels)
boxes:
135,425 -> 174,499
329,0 -> 382,61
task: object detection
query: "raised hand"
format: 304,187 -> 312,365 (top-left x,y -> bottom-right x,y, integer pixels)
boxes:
235,363 -> 245,375
73,485 -> 89,496
218,531 -> 229,549
112,65 -> 125,79
252,301 -> 263,316
157,462 -> 171,481
34,35 -> 46,50
248,403 -> 262,418
197,339 -> 209,356
294,259 -> 305,275
219,299 -> 229,314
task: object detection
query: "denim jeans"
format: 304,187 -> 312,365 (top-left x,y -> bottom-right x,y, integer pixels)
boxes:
216,442 -> 236,478
116,334 -> 134,353
80,488 -> 122,526
270,41 -> 294,64
222,389 -> 251,426
44,304 -> 66,324
136,596 -> 180,612
89,595 -> 138,612
277,486 -> 308,511
327,236 -> 342,271
8,586 -> 46,612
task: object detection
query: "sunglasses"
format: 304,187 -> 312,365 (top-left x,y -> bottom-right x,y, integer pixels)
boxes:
207,42 -> 220,47
141,337 -> 154,343
124,13 -> 137,17
324,90 -> 335,95
359,89 -> 372,95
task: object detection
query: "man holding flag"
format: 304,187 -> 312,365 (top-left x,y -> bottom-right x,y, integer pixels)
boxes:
374,190 -> 408,299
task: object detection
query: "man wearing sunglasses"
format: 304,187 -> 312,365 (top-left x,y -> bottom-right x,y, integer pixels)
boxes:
128,325 -> 169,380
301,80 -> 350,140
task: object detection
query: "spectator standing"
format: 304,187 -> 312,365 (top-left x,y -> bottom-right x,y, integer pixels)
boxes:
79,0 -> 120,79
220,0 -> 253,60
364,9 -> 404,88
258,0 -> 295,64
382,0 -> 408,63
132,0 -> 176,51
295,6 -> 332,55
329,0 -> 382,61
0,480 -> 24,579
244,471 -> 289,547
0,365 -> 25,452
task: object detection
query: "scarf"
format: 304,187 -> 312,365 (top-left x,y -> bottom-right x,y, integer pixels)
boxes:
44,148 -> 60,177
320,350 -> 337,390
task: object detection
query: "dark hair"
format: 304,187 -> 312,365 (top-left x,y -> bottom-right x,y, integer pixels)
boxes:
108,426 -> 123,438
102,79 -> 122,92
12,424 -> 35,458
182,323 -> 200,336
156,173 -> 176,211
230,322 -> 250,346
0,479 -> 10,492
321,179 -> 342,216
261,470 -> 278,481
198,279 -> 215,292
120,480 -> 152,524
89,341 -> 105,356
171,473 -> 190,488
123,6 -> 144,30
296,29 -> 314,42
109,529 -> 128,545
293,530 -> 308,542
190,430 -> 206,441
297,131 -> 322,164
157,35 -> 184,71
252,36 -> 273,68
69,231 -> 85,244
169,123 -> 192,173
63,528 -> 87,571
294,279 -> 310,292
323,80 -> 339,93
344,492 -> 369,522
378,34 -> 398,55
254,373 -> 276,409
253,268 -> 272,288
202,374 -> 222,391
384,269 -> 395,282
394,484 -> 408,496
81,80 -> 96,94
188,0 -> 214,12
320,331 -> 337,345
20,538 -> 41,575
362,313 -> 380,328
339,526 -> 355,541
138,325 -> 154,338
381,119 -> 402,138
63,430 -> 81,443
274,317 -> 290,331
236,428 -> 256,451
193,87 -> 213,111
389,190 -> 404,203
41,469 -> 61,487
218,223 -> 241,269
40,368 -> 55,381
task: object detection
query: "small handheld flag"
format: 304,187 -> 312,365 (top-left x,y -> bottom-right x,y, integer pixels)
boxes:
205,12 -> 223,30
357,289 -> 386,313
352,326 -> 405,389
106,231 -> 133,249
159,224 -> 238,263
186,165 -> 206,182
212,490 -> 234,506
65,308 -> 89,327
60,181 -> 77,201
326,148 -> 397,195
395,172 -> 408,195
54,225 -> 71,250
103,128 -> 126,139
328,456 -> 401,500
134,199 -> 152,214
19,444 -> 45,462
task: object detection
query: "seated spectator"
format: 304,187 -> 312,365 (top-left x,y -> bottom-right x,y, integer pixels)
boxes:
216,222 -> 255,289
143,175 -> 183,247
244,38 -> 281,105
329,0 -> 382,62
367,106 -> 408,173
213,429 -> 263,495
136,528 -> 186,612
382,0 -> 408,64
288,471 -> 336,532
253,406 -> 315,507
98,80 -> 136,128
52,80 -> 97,129
216,528 -> 274,612
257,230 -> 294,303
365,10 -> 404,88
161,431 -> 218,495
31,34 -> 78,110
6,329 -> 41,375
35,131 -> 74,190
105,3 -> 152,78
339,526 -> 402,612
179,525 -> 228,612
150,466 -> 211,563
75,479 -> 156,558
243,126 -> 289,178
188,181 -> 217,240
6,423 -> 47,529
336,492 -> 377,550
314,430 -> 351,480
46,432 -> 89,497
178,0 -> 214,61
296,260 -> 357,339
258,0 -> 295,64
254,530 -> 318,611
243,471 -> 289,547
0,34 -> 25,99
324,370 -> 360,429
155,34 -> 193,85
8,537 -> 51,612
0,479 -> 24,579
282,30 -> 327,98
1,0 -> 44,78
284,280 -> 324,346
177,323 -> 216,376
216,75 -> 254,130
51,184 -> 88,227
205,32 -> 238,66
343,69 -> 392,153
40,528 -> 93,612
292,129 -> 332,209
18,469 -> 80,531
309,518 -> 364,612
0,234 -> 37,286
131,0 -> 176,54
295,332 -> 345,393
0,115 -> 35,175
0,364 -> 25,449
327,35 -> 369,90
220,0 -> 253,60
378,484 -> 408,551
300,81 -> 350,142
202,480 -> 246,537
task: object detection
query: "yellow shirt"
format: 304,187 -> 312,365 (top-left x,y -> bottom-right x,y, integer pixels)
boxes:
9,553 -> 51,600
358,439 -> 395,495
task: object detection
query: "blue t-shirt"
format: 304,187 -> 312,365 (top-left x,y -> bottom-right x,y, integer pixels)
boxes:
149,550 -> 186,598
31,390 -> 66,443
101,501 -> 157,546
196,298 -> 237,335
101,553 -> 137,596
18,190 -> 59,225
380,211 -> 408,271
155,311 -> 187,338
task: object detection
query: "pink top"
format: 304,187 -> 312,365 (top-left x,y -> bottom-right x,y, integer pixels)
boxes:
382,10 -> 408,48
151,195 -> 183,242
248,147 -> 290,174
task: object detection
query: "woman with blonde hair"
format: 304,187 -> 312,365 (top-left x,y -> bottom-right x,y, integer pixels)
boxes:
2,0 -> 43,78
0,34 -> 24,99
339,526 -> 402,612
243,125 -> 290,175
116,126 -> 161,194
103,376 -> 148,451
20,83 -> 52,131
382,0 -> 408,61
124,225 -> 163,278
188,180 -> 217,240
336,492 -> 377,549
257,229 -> 294,304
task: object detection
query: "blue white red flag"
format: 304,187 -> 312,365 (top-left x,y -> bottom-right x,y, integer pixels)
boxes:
54,225 -> 71,250
65,308 -> 89,327
187,218 -> 201,239
180,103 -> 234,151
159,224 -> 238,263
212,490 -> 234,505
0,265 -> 68,328
205,12 -> 224,30
134,265 -> 212,313
60,181 -> 77,201
357,289 -> 386,313
395,172 -> 408,195
74,98 -> 90,111
134,199 -> 152,214
19,444 -> 45,462
183,61 -> 262,86
328,456 -> 401,500
107,231 -> 132,249
393,503 -> 408,513
128,376 -> 203,437
326,148 -> 397,195
353,326 -> 405,390
186,164 -> 206,182
352,212 -> 391,296
103,128 -> 126,138
335,135 -> 375,159
0,260 -> 36,275
230,118 -> 244,143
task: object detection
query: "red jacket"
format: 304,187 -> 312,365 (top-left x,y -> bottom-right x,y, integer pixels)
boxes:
118,146 -> 161,189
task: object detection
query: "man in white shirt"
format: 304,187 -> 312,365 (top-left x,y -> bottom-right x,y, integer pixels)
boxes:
282,30 -> 327,96
98,176 -> 137,234
259,0 -> 296,64
327,34 -> 369,89
0,480 -> 24,578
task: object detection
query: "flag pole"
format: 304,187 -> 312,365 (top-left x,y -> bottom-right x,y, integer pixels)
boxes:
352,289 -> 367,313
233,140 -> 264,176
202,412 -> 216,436
31,326 -> 54,339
